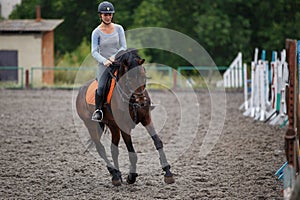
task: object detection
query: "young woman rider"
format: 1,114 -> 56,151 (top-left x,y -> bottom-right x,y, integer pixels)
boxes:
91,1 -> 127,121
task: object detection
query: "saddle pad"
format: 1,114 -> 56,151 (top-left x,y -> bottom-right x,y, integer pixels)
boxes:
86,80 -> 98,105
85,71 -> 117,105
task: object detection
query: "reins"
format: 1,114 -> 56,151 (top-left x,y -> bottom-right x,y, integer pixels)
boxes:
107,54 -> 149,124
107,65 -> 132,104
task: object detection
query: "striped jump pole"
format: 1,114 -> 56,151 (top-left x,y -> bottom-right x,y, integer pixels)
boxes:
243,49 -> 259,117
265,52 -> 279,122
243,48 -> 272,121
270,50 -> 289,126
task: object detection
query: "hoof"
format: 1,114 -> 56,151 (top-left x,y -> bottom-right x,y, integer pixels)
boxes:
127,173 -> 138,184
112,179 -> 122,186
111,170 -> 122,186
164,175 -> 175,184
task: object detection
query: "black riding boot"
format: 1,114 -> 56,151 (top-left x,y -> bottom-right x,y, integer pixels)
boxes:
92,89 -> 104,122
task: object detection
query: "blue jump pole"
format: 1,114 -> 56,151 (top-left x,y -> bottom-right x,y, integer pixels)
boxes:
275,162 -> 288,180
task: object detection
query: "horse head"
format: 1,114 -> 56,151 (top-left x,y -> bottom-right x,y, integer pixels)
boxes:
114,49 -> 146,98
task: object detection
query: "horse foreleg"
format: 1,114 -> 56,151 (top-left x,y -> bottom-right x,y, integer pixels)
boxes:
121,131 -> 138,184
145,122 -> 175,184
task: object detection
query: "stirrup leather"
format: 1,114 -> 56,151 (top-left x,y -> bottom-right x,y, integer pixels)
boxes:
92,109 -> 103,122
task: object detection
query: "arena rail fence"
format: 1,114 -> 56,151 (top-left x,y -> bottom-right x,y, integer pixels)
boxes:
177,66 -> 228,89
0,66 -> 230,90
144,66 -> 174,89
30,67 -> 97,89
0,66 -> 24,89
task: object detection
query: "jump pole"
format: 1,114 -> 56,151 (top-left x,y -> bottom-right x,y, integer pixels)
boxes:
265,52 -> 279,123
270,50 -> 288,126
243,63 -> 248,110
254,50 -> 267,120
243,48 -> 259,117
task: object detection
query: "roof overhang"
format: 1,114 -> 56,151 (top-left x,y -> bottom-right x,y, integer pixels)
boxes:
0,19 -> 64,32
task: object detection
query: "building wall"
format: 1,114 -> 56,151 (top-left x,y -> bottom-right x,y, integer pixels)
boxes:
0,33 -> 43,85
0,33 -> 42,68
42,31 -> 54,84
0,0 -> 22,19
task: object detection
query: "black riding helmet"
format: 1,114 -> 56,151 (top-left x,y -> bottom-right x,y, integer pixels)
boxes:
98,1 -> 115,14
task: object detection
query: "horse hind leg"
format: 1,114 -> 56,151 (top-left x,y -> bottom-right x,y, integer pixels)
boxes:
84,121 -> 121,186
84,121 -> 112,166
108,125 -> 123,185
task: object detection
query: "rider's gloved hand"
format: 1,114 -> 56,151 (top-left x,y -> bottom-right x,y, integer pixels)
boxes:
103,59 -> 113,67
109,57 -> 115,62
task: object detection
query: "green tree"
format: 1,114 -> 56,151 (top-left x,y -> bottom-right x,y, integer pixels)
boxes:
109,0 -> 143,30
8,0 -> 300,67
127,0 -> 181,67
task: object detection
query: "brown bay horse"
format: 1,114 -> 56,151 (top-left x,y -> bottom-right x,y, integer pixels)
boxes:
76,49 -> 175,186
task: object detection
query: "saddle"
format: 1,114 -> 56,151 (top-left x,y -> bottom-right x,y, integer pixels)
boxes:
86,70 -> 117,105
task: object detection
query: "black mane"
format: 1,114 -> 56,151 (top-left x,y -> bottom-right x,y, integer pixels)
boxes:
115,48 -> 140,63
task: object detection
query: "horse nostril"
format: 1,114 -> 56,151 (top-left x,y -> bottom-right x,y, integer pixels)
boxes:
141,103 -> 144,107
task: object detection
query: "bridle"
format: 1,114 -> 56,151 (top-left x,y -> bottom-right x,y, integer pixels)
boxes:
108,55 -> 149,108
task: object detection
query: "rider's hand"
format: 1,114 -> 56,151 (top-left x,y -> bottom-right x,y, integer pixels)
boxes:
103,59 -> 112,67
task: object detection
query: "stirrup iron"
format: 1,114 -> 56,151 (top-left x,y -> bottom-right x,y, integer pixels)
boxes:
92,109 -> 103,122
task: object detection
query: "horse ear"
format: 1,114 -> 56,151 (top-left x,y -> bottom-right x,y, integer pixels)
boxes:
138,59 -> 145,65
123,59 -> 129,72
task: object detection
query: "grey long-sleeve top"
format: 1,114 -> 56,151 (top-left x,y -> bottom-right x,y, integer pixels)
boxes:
91,24 -> 127,65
